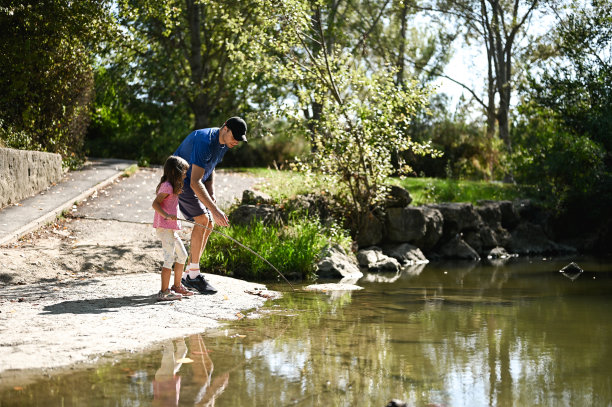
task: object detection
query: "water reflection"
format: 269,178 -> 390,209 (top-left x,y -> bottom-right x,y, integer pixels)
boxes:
1,257 -> 612,406
153,335 -> 229,407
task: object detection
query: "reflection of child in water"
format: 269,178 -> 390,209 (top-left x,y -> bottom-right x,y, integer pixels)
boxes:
153,338 -> 187,407
152,335 -> 229,407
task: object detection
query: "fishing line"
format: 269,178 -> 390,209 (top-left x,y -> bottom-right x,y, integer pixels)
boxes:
71,214 -> 295,291
180,218 -> 295,291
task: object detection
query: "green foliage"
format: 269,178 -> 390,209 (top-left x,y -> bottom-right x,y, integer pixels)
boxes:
200,215 -> 351,281
513,0 -> 611,209
86,66 -> 192,164
512,103 -> 606,206
403,94 -> 500,180
0,1 -> 114,158
389,177 -> 524,205
265,2 -> 436,232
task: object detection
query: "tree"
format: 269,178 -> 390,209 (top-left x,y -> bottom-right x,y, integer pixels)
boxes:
267,1 -> 435,236
0,1 -> 114,158
113,0 -> 272,129
512,0 -> 611,208
418,0 -> 544,157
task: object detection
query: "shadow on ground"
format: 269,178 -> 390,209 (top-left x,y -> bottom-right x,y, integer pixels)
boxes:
41,295 -> 156,315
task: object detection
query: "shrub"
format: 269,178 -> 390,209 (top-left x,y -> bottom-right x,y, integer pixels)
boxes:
199,214 -> 351,282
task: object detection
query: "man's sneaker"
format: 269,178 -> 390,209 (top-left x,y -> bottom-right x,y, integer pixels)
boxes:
171,284 -> 195,297
184,275 -> 217,294
157,289 -> 182,301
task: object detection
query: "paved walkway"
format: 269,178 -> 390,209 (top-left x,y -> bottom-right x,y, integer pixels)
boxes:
0,158 -> 135,245
0,159 -> 259,245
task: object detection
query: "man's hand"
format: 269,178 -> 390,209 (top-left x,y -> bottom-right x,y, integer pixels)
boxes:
212,208 -> 229,227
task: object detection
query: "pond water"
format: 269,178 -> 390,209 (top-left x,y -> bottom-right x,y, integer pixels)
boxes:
2,257 -> 612,406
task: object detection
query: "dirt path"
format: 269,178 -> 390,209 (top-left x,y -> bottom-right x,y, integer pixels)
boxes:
0,168 -> 277,383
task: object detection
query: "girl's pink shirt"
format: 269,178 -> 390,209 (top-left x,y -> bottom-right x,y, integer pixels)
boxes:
153,182 -> 181,230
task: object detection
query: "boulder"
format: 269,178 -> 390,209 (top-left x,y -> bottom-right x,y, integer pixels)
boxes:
476,200 -> 503,229
559,262 -> 584,281
383,185 -> 412,208
385,206 -> 443,249
356,247 -> 401,272
463,226 -> 509,255
486,246 -> 513,259
356,211 -> 384,248
241,189 -> 274,205
477,200 -> 520,230
315,244 -> 362,279
286,193 -> 332,220
507,222 -> 566,255
229,204 -> 283,227
513,199 -> 547,226
437,235 -> 481,261
426,202 -> 483,237
382,243 -> 428,265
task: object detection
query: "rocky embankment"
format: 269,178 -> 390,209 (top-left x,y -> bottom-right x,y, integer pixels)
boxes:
228,186 -> 610,279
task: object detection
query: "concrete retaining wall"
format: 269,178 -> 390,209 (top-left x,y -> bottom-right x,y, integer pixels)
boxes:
0,148 -> 63,208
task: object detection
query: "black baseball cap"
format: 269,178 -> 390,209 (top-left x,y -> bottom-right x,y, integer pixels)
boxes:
225,116 -> 247,143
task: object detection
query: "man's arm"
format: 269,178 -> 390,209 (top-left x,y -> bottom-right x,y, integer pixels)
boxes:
190,164 -> 228,226
203,170 -> 215,203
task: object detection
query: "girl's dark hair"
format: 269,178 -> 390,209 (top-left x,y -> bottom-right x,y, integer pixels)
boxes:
156,155 -> 189,194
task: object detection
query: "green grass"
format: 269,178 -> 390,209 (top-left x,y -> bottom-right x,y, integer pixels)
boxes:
200,215 -> 351,282
240,168 -> 526,205
235,168 -> 332,200
388,177 -> 525,205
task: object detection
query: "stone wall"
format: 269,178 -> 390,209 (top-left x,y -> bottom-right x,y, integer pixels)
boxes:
0,148 -> 63,208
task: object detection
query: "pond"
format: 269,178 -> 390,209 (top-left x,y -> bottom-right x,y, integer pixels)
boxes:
1,256 -> 612,406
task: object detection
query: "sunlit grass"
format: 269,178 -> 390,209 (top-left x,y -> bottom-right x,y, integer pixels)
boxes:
388,177 -> 525,205
240,167 -> 526,205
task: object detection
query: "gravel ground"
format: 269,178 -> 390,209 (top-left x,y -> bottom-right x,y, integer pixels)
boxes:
0,167 -> 277,383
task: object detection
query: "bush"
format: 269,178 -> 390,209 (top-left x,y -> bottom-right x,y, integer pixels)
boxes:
511,105 -> 606,208
199,214 -> 351,282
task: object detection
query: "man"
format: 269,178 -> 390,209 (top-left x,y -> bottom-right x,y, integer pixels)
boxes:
174,116 -> 247,294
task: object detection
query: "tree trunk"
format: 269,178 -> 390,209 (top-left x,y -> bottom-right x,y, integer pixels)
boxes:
186,0 -> 212,129
396,0 -> 408,87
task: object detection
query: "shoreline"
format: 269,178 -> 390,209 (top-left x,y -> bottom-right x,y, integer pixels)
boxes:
0,272 -> 277,388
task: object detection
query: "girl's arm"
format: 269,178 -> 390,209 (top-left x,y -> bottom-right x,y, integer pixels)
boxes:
152,193 -> 177,220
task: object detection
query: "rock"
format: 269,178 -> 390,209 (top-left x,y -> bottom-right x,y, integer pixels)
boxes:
229,204 -> 283,227
386,400 -> 408,407
286,193 -> 332,220
513,199 -> 547,226
315,244 -> 362,279
304,283 -> 363,291
241,189 -> 274,205
437,235 -> 481,261
356,211 -> 384,248
382,243 -> 428,265
426,202 -> 483,237
476,200 -> 503,229
507,222 -> 565,255
486,246 -> 512,259
383,185 -> 412,208
385,206 -> 443,249
356,247 -> 401,272
559,262 -> 584,281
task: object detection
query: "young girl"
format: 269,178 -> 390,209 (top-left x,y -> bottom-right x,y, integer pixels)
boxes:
152,155 -> 195,301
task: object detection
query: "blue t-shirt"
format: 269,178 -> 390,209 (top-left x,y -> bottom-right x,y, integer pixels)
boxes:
173,128 -> 228,184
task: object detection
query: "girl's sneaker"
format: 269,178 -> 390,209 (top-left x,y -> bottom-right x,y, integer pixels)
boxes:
171,284 -> 195,297
157,289 -> 182,301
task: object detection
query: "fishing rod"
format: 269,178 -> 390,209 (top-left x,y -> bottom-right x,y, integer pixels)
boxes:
180,218 -> 296,291
71,213 -> 295,290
